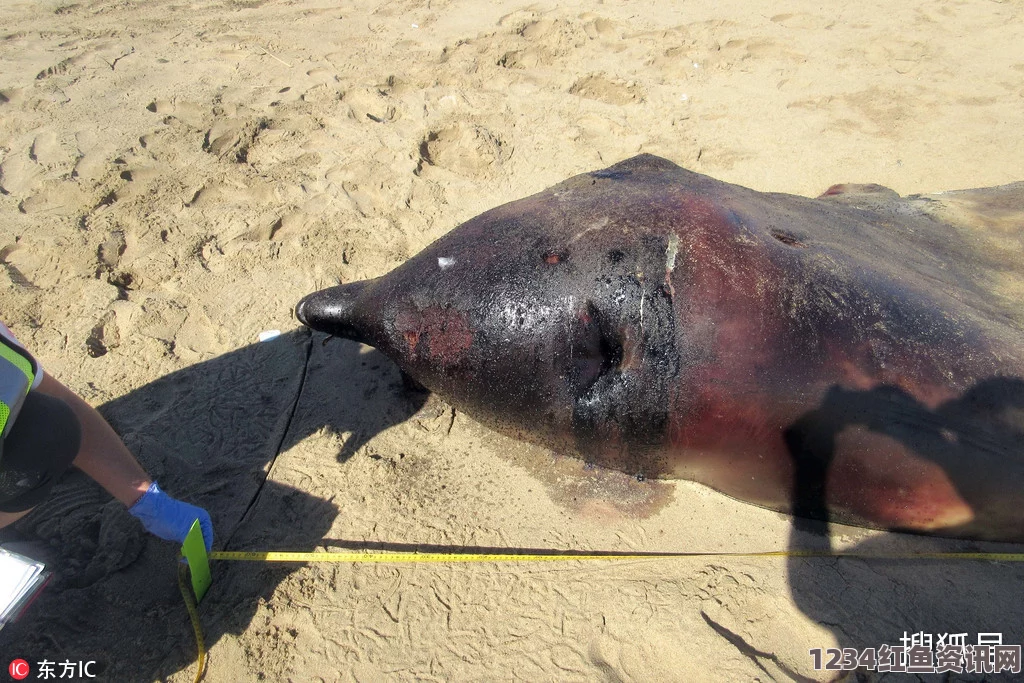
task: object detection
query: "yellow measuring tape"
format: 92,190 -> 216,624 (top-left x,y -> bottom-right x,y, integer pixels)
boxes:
177,562 -> 207,683
178,546 -> 1024,683
208,549 -> 1024,563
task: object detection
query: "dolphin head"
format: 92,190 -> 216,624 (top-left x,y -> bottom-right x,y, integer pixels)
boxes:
297,156 -> 715,475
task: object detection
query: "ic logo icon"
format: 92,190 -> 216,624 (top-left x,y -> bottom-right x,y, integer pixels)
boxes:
8,659 -> 30,680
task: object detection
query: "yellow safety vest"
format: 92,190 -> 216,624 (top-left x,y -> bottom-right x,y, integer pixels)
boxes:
0,336 -> 38,438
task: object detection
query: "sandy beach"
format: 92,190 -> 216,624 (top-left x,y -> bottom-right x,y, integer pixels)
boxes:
1,0 -> 1023,679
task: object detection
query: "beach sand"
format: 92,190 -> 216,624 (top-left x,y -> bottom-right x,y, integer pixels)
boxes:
1,0 -> 1022,679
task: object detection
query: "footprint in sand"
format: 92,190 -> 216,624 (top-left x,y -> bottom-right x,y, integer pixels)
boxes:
0,151 -> 42,196
300,83 -> 342,104
116,165 -> 160,186
96,230 -> 127,272
519,16 -> 557,40
9,130 -> 82,213
344,86 -> 399,124
0,87 -> 26,106
0,238 -> 66,289
496,47 -> 548,70
580,14 -> 619,40
569,73 -> 645,105
497,9 -> 542,33
327,160 -> 412,216
262,192 -> 332,242
203,117 -> 268,163
86,311 -> 119,358
305,67 -> 338,85
147,99 -> 209,128
72,152 -> 109,182
703,37 -> 802,73
0,244 -> 39,290
72,129 -> 116,183
187,179 -> 277,208
2,131 -> 85,211
35,50 -> 93,81
18,181 -> 85,215
29,130 -> 67,166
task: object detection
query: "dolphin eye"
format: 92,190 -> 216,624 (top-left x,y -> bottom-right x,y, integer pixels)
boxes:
568,303 -> 623,393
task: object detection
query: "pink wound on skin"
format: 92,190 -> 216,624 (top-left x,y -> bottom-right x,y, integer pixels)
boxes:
396,306 -> 475,365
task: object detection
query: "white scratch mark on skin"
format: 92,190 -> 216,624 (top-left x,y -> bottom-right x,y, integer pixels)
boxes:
639,290 -> 645,330
665,234 -> 680,274
636,266 -> 646,331
664,234 -> 679,300
437,256 -> 456,270
568,216 -> 610,243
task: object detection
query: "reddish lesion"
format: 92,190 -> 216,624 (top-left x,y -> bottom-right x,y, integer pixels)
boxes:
543,251 -> 565,265
666,384 -> 796,503
395,305 -> 475,366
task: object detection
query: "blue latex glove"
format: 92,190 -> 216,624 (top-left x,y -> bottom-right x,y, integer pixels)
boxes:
128,481 -> 213,552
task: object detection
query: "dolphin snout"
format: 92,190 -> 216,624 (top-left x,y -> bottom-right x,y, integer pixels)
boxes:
295,280 -> 376,343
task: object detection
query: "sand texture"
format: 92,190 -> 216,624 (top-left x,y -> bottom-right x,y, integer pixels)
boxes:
1,0 -> 1023,680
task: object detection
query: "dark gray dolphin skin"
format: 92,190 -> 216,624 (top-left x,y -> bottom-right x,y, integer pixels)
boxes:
297,155 -> 1024,542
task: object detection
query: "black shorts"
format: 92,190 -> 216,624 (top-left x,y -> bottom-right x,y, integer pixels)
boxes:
0,390 -> 82,513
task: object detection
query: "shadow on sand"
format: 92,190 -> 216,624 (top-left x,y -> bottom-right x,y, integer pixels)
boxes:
783,378 -> 1024,679
0,328 -> 427,680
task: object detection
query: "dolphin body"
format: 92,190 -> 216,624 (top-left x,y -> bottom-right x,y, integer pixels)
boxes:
297,154 -> 1024,542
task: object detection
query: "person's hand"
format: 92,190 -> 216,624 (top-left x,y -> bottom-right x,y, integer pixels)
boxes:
128,481 -> 214,552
